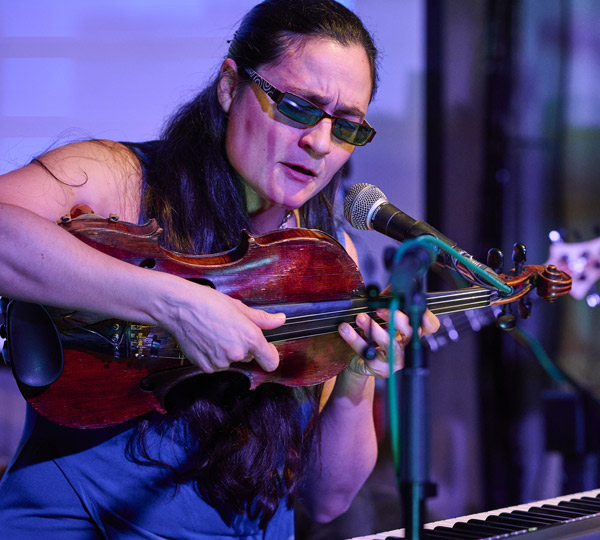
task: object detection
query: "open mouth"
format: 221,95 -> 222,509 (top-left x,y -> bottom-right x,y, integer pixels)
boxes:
284,163 -> 316,177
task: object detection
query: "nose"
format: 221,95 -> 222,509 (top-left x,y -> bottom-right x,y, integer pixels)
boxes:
299,118 -> 332,157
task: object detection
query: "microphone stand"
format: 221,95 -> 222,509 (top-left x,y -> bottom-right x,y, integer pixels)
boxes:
388,241 -> 437,540
385,236 -> 512,539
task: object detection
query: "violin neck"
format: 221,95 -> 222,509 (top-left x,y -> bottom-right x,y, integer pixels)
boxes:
262,287 -> 494,343
425,287 -> 493,316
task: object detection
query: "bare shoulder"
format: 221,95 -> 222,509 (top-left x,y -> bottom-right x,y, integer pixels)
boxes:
0,140 -> 143,222
342,231 -> 360,267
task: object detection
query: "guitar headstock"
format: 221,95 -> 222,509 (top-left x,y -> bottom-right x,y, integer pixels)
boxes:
545,234 -> 600,300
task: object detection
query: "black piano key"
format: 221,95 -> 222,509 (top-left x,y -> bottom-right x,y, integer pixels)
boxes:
527,507 -> 580,520
435,529 -> 483,540
570,497 -> 600,511
499,511 -> 556,527
505,510 -> 560,525
423,527 -> 480,539
434,525 -> 485,539
573,497 -> 600,509
453,519 -> 519,536
525,505 -> 575,519
538,504 -> 590,517
466,518 -> 519,533
485,515 -> 531,531
527,508 -> 572,523
558,500 -> 600,513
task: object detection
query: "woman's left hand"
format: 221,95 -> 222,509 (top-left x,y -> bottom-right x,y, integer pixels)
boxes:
338,306 -> 440,378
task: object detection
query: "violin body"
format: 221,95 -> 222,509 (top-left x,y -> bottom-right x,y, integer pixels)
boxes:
3,213 -> 572,429
6,213 -> 365,428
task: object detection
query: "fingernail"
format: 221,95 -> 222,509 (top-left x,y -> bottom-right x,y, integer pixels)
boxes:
357,313 -> 368,325
339,322 -> 350,336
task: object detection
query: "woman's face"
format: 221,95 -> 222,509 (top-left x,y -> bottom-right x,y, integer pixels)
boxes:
219,37 -> 372,215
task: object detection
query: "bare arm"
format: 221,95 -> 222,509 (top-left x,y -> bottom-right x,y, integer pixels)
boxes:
298,233 -> 440,522
0,142 -> 283,373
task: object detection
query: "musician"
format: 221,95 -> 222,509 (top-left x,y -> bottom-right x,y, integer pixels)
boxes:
0,0 -> 438,537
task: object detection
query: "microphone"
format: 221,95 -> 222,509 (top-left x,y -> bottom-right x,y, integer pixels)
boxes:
343,183 -> 499,280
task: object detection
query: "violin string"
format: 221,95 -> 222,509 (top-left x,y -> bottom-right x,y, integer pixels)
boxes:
120,288 -> 495,356
263,290 -> 493,341
150,307 -> 501,359
278,291 -> 491,327
264,304 -> 496,342
277,288 -> 492,324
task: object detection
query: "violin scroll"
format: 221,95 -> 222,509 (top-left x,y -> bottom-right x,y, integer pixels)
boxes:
536,264 -> 573,301
487,242 -> 572,331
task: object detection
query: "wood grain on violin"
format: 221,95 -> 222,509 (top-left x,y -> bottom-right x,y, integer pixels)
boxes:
2,213 -> 572,429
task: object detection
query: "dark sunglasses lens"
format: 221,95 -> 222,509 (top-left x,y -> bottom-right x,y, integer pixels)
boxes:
278,94 -> 322,125
333,119 -> 373,146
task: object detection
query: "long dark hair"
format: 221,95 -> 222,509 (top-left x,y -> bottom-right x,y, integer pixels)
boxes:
133,0 -> 379,529
141,0 -> 378,255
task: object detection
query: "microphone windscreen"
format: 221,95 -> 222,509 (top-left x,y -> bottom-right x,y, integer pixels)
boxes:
343,183 -> 388,230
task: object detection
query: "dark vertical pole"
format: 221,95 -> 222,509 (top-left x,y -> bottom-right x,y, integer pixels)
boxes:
425,0 -> 445,229
479,0 -> 518,510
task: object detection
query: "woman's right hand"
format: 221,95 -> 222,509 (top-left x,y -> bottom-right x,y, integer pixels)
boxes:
156,278 -> 285,374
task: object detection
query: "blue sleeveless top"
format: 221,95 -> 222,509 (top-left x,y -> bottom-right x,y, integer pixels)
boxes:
0,140 -> 297,539
0,408 -> 295,539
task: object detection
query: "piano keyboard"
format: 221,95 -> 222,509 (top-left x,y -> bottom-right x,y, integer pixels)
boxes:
349,488 -> 600,539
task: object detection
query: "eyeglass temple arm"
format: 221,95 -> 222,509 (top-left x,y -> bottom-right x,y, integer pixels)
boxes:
244,68 -> 284,103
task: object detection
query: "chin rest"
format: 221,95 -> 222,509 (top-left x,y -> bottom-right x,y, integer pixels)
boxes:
4,300 -> 63,387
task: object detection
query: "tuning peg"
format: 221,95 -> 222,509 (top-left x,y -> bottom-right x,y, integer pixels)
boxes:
497,312 -> 516,330
512,242 -> 527,275
496,304 -> 516,330
518,297 -> 532,319
487,248 -> 504,273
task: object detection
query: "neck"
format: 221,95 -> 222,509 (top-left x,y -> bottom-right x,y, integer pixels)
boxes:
243,180 -> 292,234
249,206 -> 293,234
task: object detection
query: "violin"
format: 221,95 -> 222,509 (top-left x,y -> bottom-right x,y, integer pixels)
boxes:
2,212 -> 572,428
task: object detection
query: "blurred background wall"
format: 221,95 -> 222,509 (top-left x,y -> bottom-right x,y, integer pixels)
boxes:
1,1 -> 600,539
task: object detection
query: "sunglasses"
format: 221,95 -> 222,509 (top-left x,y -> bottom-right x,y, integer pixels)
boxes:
244,68 -> 376,146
